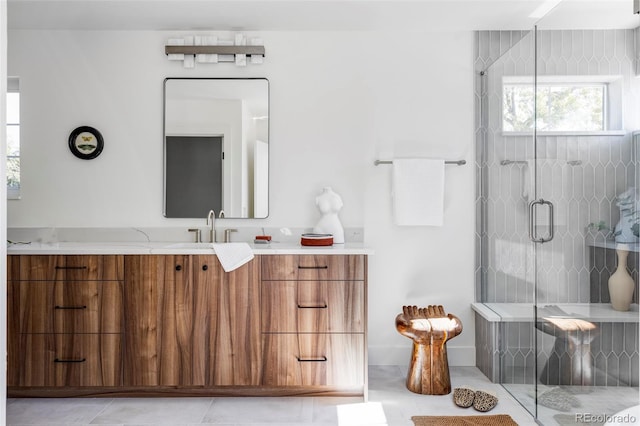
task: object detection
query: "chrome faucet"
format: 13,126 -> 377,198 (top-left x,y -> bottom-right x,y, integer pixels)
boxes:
188,228 -> 202,243
224,228 -> 238,243
206,210 -> 216,243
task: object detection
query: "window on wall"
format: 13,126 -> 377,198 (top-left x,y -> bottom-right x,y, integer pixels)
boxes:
502,75 -> 622,134
7,77 -> 20,199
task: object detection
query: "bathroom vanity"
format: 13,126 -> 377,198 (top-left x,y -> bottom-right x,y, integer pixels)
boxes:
7,243 -> 370,398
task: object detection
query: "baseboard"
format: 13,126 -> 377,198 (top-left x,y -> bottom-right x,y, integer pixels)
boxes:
368,345 -> 476,367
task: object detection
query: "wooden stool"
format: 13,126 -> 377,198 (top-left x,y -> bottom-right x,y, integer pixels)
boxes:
395,305 -> 462,395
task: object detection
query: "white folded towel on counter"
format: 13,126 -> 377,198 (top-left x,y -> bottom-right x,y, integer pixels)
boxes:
213,242 -> 255,272
392,158 -> 445,226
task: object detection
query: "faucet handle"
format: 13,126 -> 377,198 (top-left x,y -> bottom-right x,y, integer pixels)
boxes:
188,228 -> 202,243
223,228 -> 238,243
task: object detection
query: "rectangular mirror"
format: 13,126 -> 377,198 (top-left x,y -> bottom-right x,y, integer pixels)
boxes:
164,78 -> 269,218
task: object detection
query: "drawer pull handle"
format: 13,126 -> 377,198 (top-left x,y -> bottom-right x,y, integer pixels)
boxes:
296,356 -> 327,362
175,265 -> 182,271
202,265 -> 208,271
297,304 -> 328,309
55,305 -> 87,310
54,266 -> 88,270
54,358 -> 86,363
298,266 -> 328,270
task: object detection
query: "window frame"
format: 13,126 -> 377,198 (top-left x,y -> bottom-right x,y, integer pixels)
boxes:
501,75 -> 624,136
6,76 -> 20,200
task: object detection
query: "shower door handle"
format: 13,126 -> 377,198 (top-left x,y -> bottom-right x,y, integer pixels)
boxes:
529,198 -> 554,243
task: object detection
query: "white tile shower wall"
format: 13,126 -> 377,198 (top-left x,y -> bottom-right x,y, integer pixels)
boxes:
637,132 -> 640,191
477,29 -> 640,304
474,31 -> 531,303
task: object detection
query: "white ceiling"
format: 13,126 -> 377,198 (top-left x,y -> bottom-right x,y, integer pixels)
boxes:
7,0 -> 640,31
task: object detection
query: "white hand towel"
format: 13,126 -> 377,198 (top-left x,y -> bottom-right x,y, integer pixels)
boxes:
213,242 -> 255,272
392,158 -> 445,226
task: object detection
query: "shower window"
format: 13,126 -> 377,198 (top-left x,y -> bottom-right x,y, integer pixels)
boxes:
502,76 -> 622,134
6,77 -> 20,199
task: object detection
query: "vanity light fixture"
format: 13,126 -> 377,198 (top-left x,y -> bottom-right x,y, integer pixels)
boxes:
165,34 -> 265,68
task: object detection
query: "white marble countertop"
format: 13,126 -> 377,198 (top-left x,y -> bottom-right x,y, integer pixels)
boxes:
6,241 -> 374,256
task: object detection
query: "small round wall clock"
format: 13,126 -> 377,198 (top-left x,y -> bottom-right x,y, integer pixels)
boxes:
68,126 -> 104,160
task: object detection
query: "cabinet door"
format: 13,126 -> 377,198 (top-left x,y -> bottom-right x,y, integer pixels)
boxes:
261,281 -> 365,333
15,255 -> 65,281
7,278 -> 21,386
124,255 -> 262,387
20,333 -> 122,387
193,255 -> 262,386
261,333 -> 365,387
63,255 -> 124,281
123,255 -> 193,386
262,255 -> 365,281
14,255 -> 123,281
19,281 -> 123,334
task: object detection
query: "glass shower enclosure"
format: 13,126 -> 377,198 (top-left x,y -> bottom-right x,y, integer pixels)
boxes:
475,3 -> 640,424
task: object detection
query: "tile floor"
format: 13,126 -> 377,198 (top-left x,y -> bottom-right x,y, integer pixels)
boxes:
6,366 -> 540,425
506,382 -> 640,426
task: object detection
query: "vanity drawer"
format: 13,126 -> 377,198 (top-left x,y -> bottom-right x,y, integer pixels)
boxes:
19,333 -> 123,387
11,255 -> 124,281
261,333 -> 365,387
18,280 -> 123,334
261,255 -> 365,281
261,281 -> 365,333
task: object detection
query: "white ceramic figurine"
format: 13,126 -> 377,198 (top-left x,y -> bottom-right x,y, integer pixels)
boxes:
313,187 -> 345,244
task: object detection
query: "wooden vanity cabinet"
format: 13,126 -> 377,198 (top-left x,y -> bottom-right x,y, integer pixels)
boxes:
8,252 -> 367,397
123,255 -> 261,388
260,255 -> 367,393
8,255 -> 124,388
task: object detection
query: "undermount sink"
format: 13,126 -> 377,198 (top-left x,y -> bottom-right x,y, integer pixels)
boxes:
162,242 -> 214,249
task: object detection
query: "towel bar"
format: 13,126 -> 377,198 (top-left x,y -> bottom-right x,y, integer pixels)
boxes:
500,159 -> 582,166
374,159 -> 466,166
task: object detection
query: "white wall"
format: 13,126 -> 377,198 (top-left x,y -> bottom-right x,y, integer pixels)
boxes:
8,29 -> 475,365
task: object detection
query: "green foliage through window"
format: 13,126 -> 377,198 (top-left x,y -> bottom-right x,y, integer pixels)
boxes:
503,83 -> 605,132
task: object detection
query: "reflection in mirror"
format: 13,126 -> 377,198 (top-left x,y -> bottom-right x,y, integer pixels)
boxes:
164,78 -> 269,218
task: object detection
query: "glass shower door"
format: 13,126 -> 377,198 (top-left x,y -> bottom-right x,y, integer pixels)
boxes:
479,29 -> 538,416
532,5 -> 640,423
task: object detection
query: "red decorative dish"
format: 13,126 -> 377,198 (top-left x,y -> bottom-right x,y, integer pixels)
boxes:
300,233 -> 333,246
